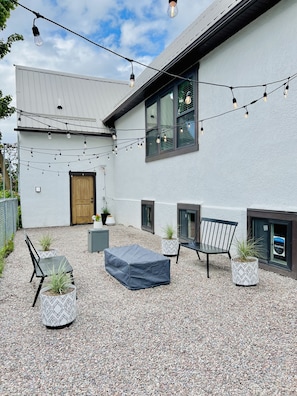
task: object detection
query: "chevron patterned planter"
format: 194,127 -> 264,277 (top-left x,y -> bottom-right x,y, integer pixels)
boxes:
40,285 -> 77,328
231,257 -> 259,286
38,249 -> 57,259
162,238 -> 179,257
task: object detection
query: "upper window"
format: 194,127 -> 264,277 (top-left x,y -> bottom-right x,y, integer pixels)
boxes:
145,69 -> 198,161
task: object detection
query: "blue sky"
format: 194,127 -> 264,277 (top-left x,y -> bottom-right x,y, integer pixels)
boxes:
1,0 -> 213,143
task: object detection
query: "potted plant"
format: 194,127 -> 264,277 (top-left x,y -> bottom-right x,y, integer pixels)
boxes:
38,234 -> 57,258
92,214 -> 102,228
101,206 -> 110,225
231,237 -> 262,286
106,214 -> 115,226
40,260 -> 76,328
161,225 -> 179,256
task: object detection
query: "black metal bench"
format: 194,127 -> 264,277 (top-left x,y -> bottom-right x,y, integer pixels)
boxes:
176,217 -> 238,278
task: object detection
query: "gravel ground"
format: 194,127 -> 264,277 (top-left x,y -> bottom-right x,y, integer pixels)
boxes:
0,224 -> 297,395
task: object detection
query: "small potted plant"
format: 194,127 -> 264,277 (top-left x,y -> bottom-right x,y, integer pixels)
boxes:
38,234 -> 57,258
231,237 -> 262,286
101,206 -> 110,225
40,260 -> 76,328
92,214 -> 102,228
161,224 -> 179,256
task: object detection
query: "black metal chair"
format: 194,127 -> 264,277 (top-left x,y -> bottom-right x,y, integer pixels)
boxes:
25,234 -> 74,307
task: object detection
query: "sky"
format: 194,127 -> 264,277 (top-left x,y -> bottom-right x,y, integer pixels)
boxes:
0,0 -> 214,144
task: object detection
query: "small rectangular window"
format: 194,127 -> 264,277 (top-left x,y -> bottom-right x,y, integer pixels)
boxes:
141,200 -> 154,233
177,203 -> 200,242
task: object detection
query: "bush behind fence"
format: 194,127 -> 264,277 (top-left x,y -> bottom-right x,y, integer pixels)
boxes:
0,198 -> 18,250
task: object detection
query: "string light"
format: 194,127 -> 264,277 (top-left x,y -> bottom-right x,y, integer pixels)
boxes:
230,87 -> 238,109
32,16 -> 43,46
244,106 -> 249,118
66,123 -> 71,138
284,78 -> 290,98
184,91 -> 192,105
167,0 -> 178,18
129,61 -> 135,88
48,132 -> 52,140
263,86 -> 268,102
156,135 -> 161,144
200,122 -> 204,135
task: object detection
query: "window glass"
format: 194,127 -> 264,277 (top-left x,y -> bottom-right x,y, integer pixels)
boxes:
160,91 -> 174,152
252,217 -> 291,270
177,203 -> 200,242
146,102 -> 157,130
141,200 -> 154,233
177,80 -> 194,115
177,111 -> 195,148
145,69 -> 198,161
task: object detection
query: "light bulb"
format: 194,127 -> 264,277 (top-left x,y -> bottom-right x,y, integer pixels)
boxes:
129,73 -> 135,88
263,91 -> 268,102
32,25 -> 43,46
185,91 -> 192,105
67,132 -> 71,139
232,97 -> 238,109
48,132 -> 52,140
167,1 -> 178,18
156,135 -> 161,144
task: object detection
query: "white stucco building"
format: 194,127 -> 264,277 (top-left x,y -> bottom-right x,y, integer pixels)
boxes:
16,0 -> 297,278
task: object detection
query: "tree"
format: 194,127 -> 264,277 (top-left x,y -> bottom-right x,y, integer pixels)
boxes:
0,0 -> 23,191
0,0 -> 23,118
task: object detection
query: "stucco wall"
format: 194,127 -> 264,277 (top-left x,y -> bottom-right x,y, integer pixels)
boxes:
19,132 -> 115,228
112,0 -> 297,242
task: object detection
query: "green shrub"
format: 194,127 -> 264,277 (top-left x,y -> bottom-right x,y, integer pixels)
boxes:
0,236 -> 14,277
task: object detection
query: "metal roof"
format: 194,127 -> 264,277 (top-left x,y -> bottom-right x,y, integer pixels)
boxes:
103,0 -> 281,127
15,65 -> 130,136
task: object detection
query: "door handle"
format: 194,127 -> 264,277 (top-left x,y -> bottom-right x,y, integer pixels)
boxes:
90,198 -> 94,203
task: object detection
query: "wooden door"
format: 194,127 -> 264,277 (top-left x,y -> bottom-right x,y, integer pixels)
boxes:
71,174 -> 95,225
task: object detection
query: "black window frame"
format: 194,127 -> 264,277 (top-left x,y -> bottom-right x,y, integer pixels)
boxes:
177,203 -> 201,242
141,200 -> 155,234
247,208 -> 297,279
145,68 -> 199,162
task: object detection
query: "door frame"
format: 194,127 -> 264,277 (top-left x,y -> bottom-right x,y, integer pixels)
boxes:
69,171 -> 96,225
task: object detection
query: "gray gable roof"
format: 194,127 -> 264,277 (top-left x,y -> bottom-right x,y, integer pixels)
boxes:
103,0 -> 281,127
15,65 -> 129,136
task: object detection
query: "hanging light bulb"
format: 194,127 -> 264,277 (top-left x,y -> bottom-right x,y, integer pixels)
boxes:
185,91 -> 192,105
112,131 -> 117,140
263,86 -> 268,102
48,132 -> 52,140
129,61 -> 135,88
230,87 -> 237,109
156,135 -> 161,144
32,18 -> 43,46
84,139 -> 87,148
284,80 -> 289,98
66,123 -> 71,138
244,107 -> 249,118
200,122 -> 204,135
163,133 -> 167,142
167,0 -> 178,18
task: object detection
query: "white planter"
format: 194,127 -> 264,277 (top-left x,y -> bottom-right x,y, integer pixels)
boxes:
106,215 -> 115,225
231,257 -> 259,286
38,249 -> 57,259
162,238 -> 179,256
93,221 -> 103,229
40,285 -> 77,328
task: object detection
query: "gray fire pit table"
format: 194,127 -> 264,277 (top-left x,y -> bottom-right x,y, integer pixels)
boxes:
104,244 -> 170,290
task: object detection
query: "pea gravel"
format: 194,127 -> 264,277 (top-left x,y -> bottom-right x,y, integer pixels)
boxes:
1,224 -> 297,395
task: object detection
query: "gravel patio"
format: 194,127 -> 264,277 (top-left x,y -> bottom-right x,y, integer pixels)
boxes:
0,224 -> 297,395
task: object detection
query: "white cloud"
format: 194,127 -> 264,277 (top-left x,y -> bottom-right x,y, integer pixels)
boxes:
0,0 -> 213,143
